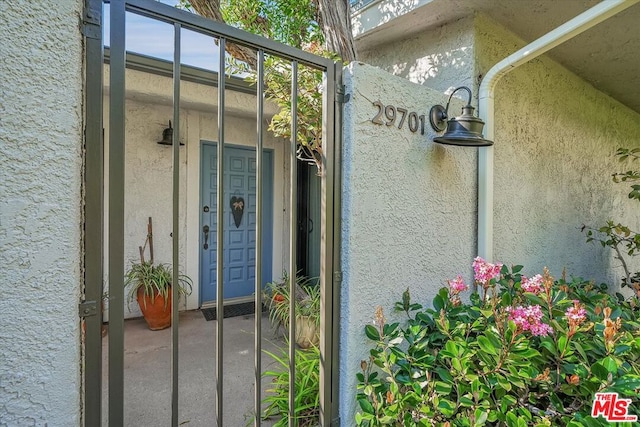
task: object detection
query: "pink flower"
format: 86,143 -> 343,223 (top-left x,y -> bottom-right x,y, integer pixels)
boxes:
506,305 -> 553,337
448,275 -> 469,294
565,300 -> 587,326
529,322 -> 554,337
472,257 -> 503,284
521,274 -> 544,294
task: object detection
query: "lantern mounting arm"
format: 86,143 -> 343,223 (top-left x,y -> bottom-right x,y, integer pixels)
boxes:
429,86 -> 473,133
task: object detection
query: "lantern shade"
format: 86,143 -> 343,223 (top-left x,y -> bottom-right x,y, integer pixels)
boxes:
433,106 -> 493,147
429,87 -> 493,147
157,120 -> 184,146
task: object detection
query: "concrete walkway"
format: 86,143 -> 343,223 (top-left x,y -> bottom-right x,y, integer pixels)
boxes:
101,310 -> 286,426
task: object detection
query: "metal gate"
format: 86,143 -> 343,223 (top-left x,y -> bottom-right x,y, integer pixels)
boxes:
82,0 -> 342,425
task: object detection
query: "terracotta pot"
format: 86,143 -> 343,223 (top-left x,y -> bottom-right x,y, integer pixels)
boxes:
295,315 -> 319,349
137,287 -> 172,330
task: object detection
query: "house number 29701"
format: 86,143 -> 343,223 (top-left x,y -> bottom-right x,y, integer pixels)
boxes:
371,101 -> 426,135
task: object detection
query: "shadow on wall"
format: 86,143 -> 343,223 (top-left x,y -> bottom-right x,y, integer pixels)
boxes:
390,49 -> 468,86
360,36 -> 476,88
351,0 -> 421,34
362,45 -> 471,87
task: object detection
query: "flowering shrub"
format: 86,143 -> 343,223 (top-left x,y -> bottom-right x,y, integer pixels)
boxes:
356,259 -> 640,426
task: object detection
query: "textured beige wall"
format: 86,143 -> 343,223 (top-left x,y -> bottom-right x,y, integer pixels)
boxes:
359,16 -> 476,95
340,62 -> 477,424
103,67 -> 290,317
0,0 -> 83,425
474,14 -> 640,287
357,12 -> 640,287
340,13 -> 640,424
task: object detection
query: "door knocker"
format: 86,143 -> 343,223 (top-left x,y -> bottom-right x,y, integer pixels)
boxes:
230,196 -> 245,228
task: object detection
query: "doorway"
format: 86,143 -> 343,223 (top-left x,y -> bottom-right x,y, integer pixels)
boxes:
200,142 -> 274,304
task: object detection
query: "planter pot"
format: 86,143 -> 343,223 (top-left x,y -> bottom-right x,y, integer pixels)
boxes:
295,315 -> 319,349
137,287 -> 172,330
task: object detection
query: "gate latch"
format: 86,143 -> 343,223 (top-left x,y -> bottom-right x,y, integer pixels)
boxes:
79,300 -> 98,318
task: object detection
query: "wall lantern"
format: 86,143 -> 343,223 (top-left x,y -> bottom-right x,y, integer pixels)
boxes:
157,120 -> 184,146
429,86 -> 493,147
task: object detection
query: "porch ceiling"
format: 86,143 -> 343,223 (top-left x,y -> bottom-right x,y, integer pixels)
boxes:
352,0 -> 640,114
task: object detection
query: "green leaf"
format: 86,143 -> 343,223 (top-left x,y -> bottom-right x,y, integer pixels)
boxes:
435,381 -> 452,395
365,325 -> 380,341
496,375 -> 512,391
573,341 -> 588,362
591,361 -> 609,381
601,356 -> 618,374
435,368 -> 454,383
558,335 -> 567,354
501,394 -> 517,410
358,397 -> 374,414
474,409 -> 489,427
437,399 -> 456,417
539,338 -> 558,356
460,396 -> 475,407
610,375 -> 640,395
549,393 -> 564,412
524,294 -> 547,307
477,335 -> 498,355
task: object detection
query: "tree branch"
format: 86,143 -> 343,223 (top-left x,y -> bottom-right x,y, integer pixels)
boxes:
186,0 -> 258,69
317,0 -> 357,61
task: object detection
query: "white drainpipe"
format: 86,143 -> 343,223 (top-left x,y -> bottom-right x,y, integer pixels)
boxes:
477,0 -> 639,261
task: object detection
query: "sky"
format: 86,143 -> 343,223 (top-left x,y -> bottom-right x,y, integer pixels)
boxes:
103,0 -> 220,71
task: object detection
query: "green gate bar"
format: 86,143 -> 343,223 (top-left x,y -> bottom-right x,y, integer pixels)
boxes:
216,36 -> 226,427
82,0 -> 104,425
288,60 -> 299,427
254,48 -> 265,427
108,0 -> 126,425
171,21 -> 182,427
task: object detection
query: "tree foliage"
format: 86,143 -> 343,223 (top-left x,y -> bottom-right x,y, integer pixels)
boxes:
177,0 -> 355,171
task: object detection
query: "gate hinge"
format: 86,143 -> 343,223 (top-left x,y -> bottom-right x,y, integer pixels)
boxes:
336,84 -> 350,104
81,6 -> 101,40
79,300 -> 98,318
333,271 -> 343,283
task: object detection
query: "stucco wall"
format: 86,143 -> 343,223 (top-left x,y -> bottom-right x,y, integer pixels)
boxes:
358,12 -> 640,287
359,16 -> 476,94
340,62 -> 477,424
0,0 -> 83,425
103,67 -> 290,318
341,13 -> 640,424
473,14 -> 640,286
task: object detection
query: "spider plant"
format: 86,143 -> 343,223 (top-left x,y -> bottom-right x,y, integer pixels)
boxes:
260,344 -> 320,427
264,272 -> 320,331
125,262 -> 192,310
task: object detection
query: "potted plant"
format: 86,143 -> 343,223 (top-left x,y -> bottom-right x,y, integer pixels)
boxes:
264,272 -> 320,348
125,261 -> 192,330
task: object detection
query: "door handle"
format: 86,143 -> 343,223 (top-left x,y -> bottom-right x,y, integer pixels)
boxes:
203,225 -> 210,249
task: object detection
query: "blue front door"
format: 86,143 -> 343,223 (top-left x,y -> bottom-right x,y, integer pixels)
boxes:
200,143 -> 273,304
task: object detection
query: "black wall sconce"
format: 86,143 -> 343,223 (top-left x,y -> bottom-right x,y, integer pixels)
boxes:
157,121 -> 184,146
429,86 -> 493,146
